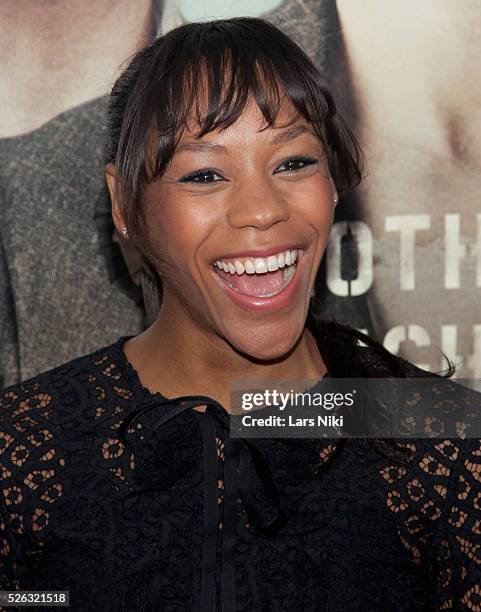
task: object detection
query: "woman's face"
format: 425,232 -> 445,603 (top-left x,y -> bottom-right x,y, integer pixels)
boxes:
119,99 -> 337,360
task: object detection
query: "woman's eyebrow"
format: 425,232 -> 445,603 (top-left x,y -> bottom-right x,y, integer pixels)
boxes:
268,125 -> 316,145
175,125 -> 315,154
176,142 -> 227,154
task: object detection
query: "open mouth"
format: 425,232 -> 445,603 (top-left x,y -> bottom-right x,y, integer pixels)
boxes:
211,248 -> 300,298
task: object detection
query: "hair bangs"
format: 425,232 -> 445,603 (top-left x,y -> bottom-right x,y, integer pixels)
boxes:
147,54 -> 315,179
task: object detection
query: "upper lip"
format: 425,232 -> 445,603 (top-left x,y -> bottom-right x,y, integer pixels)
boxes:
212,244 -> 304,262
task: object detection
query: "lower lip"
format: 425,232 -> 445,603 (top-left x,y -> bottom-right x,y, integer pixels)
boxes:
210,251 -> 306,313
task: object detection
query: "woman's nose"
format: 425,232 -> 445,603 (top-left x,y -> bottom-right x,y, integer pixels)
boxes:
226,178 -> 290,230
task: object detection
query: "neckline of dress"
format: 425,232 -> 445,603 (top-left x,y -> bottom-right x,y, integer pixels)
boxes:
112,334 -> 344,470
112,334 -> 331,416
114,334 -> 172,404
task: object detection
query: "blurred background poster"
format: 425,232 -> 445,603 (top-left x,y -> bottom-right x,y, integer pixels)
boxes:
1,0 -> 480,387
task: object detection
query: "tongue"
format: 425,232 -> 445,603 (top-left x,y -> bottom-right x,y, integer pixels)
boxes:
214,268 -> 287,297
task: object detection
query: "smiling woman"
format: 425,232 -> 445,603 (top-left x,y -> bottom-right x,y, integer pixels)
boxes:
1,16 -> 480,612
104,16 -> 360,332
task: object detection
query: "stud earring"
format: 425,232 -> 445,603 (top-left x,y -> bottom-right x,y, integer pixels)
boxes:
121,227 -> 128,237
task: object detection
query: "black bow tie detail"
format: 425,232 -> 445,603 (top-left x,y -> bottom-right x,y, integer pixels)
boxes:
118,394 -> 292,612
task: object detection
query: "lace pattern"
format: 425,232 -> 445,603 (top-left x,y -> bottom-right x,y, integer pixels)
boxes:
0,337 -> 479,611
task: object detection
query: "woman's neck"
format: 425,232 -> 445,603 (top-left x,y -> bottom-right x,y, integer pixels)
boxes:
122,304 -> 327,412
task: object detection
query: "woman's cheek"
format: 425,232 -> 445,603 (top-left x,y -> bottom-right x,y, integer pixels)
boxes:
146,200 -> 218,276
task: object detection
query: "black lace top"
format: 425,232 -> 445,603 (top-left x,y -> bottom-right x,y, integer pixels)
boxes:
0,329 -> 480,612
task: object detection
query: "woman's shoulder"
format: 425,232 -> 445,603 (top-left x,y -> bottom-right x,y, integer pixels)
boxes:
375,432 -> 481,606
0,337 -> 140,572
358,345 -> 481,604
0,336 -> 134,433
327,319 -> 481,599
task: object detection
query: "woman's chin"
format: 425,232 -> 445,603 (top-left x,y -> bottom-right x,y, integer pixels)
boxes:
223,323 -> 304,363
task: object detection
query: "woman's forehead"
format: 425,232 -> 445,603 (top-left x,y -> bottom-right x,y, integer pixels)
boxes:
179,96 -> 309,142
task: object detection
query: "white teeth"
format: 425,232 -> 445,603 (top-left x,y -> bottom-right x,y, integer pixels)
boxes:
254,258 -> 268,274
245,259 -> 255,274
267,255 -> 279,272
214,248 -> 300,276
234,260 -> 244,274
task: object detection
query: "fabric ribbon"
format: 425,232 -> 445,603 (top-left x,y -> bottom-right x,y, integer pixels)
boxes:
118,394 -> 290,612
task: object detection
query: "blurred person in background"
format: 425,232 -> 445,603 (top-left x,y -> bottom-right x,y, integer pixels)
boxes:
0,0 -> 184,387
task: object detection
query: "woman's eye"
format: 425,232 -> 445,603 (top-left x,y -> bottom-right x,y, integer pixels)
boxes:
178,168 -> 224,184
178,157 -> 319,183
274,157 -> 319,174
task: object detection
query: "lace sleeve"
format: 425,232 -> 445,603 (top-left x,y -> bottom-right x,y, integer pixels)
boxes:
0,384 -> 30,595
0,376 -> 69,600
0,387 -> 27,612
430,437 -> 481,610
0,491 -> 19,590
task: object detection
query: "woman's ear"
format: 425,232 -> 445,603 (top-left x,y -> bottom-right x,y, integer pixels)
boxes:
105,163 -> 128,238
